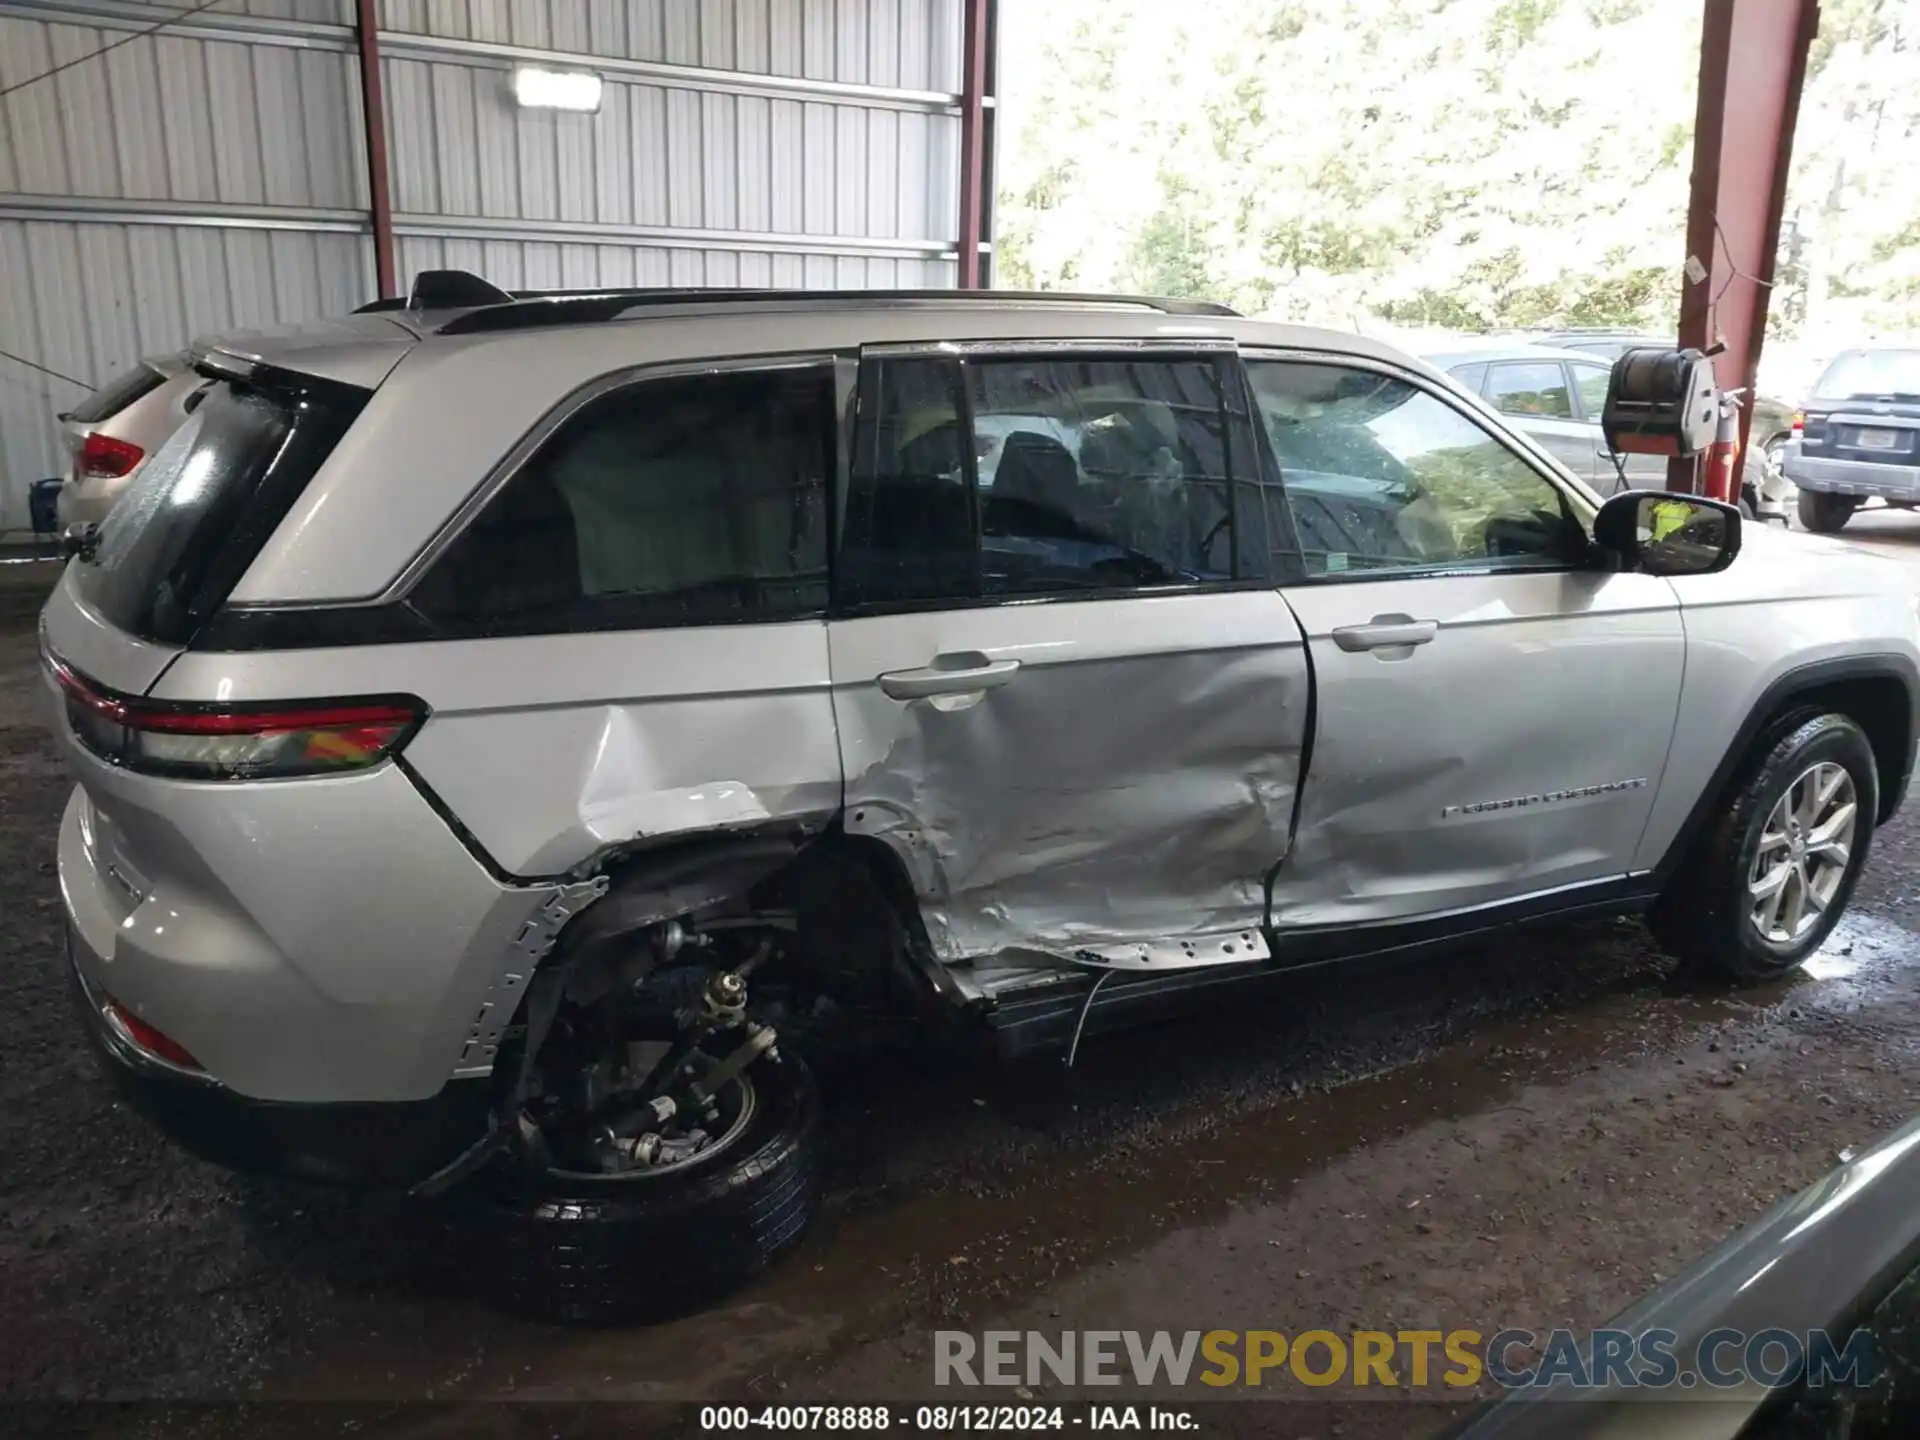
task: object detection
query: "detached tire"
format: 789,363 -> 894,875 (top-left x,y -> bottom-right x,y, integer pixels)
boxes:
1797,489 -> 1857,533
458,1054 -> 820,1325
1652,711 -> 1877,984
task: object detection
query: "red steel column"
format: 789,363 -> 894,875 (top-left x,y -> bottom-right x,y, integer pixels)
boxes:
1669,0 -> 1820,491
356,0 -> 398,299
955,0 -> 993,288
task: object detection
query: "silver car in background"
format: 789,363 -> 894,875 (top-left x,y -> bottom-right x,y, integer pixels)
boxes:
1426,339 -> 1790,520
54,353 -> 203,530
1423,339 -> 1662,489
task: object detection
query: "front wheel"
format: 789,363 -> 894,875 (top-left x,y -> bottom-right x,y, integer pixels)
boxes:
1797,489 -> 1858,533
1652,711 -> 1877,984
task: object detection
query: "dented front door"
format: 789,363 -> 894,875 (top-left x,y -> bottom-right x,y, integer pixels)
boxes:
829,344 -> 1310,965
1246,353 -> 1685,932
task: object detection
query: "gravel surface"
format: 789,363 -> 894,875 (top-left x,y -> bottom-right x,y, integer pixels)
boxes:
3,602 -> 1918,1439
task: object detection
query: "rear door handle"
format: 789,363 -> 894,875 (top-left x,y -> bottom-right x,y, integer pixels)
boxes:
878,656 -> 1022,700
1331,617 -> 1439,653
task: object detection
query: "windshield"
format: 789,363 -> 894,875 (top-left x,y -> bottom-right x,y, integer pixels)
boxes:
69,369 -> 366,646
1813,350 -> 1920,400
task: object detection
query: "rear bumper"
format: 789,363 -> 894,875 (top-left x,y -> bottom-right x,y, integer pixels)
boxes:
1784,452 -> 1920,500
54,743 -> 549,1103
69,934 -> 491,1188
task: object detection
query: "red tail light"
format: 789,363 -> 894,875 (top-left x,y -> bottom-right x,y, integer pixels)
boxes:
1791,410 -> 1805,437
79,432 -> 144,479
49,658 -> 425,780
101,994 -> 202,1071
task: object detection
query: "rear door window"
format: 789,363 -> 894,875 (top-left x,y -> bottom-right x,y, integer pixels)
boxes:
837,352 -> 1259,607
1486,362 -> 1575,419
1571,362 -> 1612,421
1447,361 -> 1488,394
69,369 -> 367,647
60,359 -> 175,425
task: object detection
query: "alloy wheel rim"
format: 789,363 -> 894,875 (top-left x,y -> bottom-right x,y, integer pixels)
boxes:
1748,761 -> 1858,945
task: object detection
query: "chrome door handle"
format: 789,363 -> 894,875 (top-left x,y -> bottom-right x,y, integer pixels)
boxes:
878,656 -> 1022,700
1331,617 -> 1439,653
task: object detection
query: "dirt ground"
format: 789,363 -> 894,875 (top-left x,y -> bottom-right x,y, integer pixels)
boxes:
3,535 -> 1920,1438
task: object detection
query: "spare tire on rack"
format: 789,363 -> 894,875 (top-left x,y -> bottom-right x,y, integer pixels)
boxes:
454,1050 -> 820,1325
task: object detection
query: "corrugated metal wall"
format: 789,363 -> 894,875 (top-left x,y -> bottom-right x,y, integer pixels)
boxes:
0,0 -> 964,533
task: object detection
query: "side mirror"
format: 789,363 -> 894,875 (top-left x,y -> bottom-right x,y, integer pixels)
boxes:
1593,490 -> 1741,577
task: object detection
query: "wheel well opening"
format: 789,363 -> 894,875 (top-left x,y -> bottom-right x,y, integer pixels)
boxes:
1777,676 -> 1912,823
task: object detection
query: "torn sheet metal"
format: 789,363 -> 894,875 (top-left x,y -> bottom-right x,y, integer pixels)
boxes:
831,591 -> 1310,964
361,628 -> 842,876
1073,929 -> 1271,970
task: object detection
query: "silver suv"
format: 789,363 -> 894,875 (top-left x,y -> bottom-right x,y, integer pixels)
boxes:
42,284 -> 1920,1323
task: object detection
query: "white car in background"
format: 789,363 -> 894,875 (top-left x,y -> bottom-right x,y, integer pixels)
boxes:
54,354 -> 205,531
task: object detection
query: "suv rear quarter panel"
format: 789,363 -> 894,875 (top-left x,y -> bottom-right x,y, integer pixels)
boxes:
40,570 -> 182,698
56,732 -> 548,1104
151,625 -> 843,877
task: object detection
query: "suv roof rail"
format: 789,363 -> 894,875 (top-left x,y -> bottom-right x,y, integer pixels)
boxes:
427,281 -> 1241,337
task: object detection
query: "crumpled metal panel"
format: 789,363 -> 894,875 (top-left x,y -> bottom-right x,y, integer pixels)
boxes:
833,592 -> 1310,963
153,621 -> 845,879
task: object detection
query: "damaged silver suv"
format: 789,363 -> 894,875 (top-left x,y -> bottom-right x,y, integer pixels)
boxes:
43,279 -> 1920,1323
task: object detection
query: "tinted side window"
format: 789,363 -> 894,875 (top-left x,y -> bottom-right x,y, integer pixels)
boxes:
838,358 -> 977,607
839,354 -> 1252,607
1247,360 -> 1575,577
971,357 -> 1240,595
1447,361 -> 1488,394
840,359 -> 1244,610
413,366 -> 833,633
1571,363 -> 1611,421
1486,362 -> 1574,419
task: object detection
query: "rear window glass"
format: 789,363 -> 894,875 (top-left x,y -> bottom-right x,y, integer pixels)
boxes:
69,370 -> 366,646
1815,350 -> 1920,400
62,361 -> 173,425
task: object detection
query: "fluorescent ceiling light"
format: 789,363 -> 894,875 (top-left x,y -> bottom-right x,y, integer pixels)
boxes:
512,66 -> 603,112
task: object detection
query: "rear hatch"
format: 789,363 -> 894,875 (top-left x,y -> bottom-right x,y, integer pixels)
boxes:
42,359 -> 372,695
1798,349 -> 1920,468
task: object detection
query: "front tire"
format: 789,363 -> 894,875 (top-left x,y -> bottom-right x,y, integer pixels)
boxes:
458,1052 -> 820,1325
1797,489 -> 1858,533
1653,712 -> 1877,984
